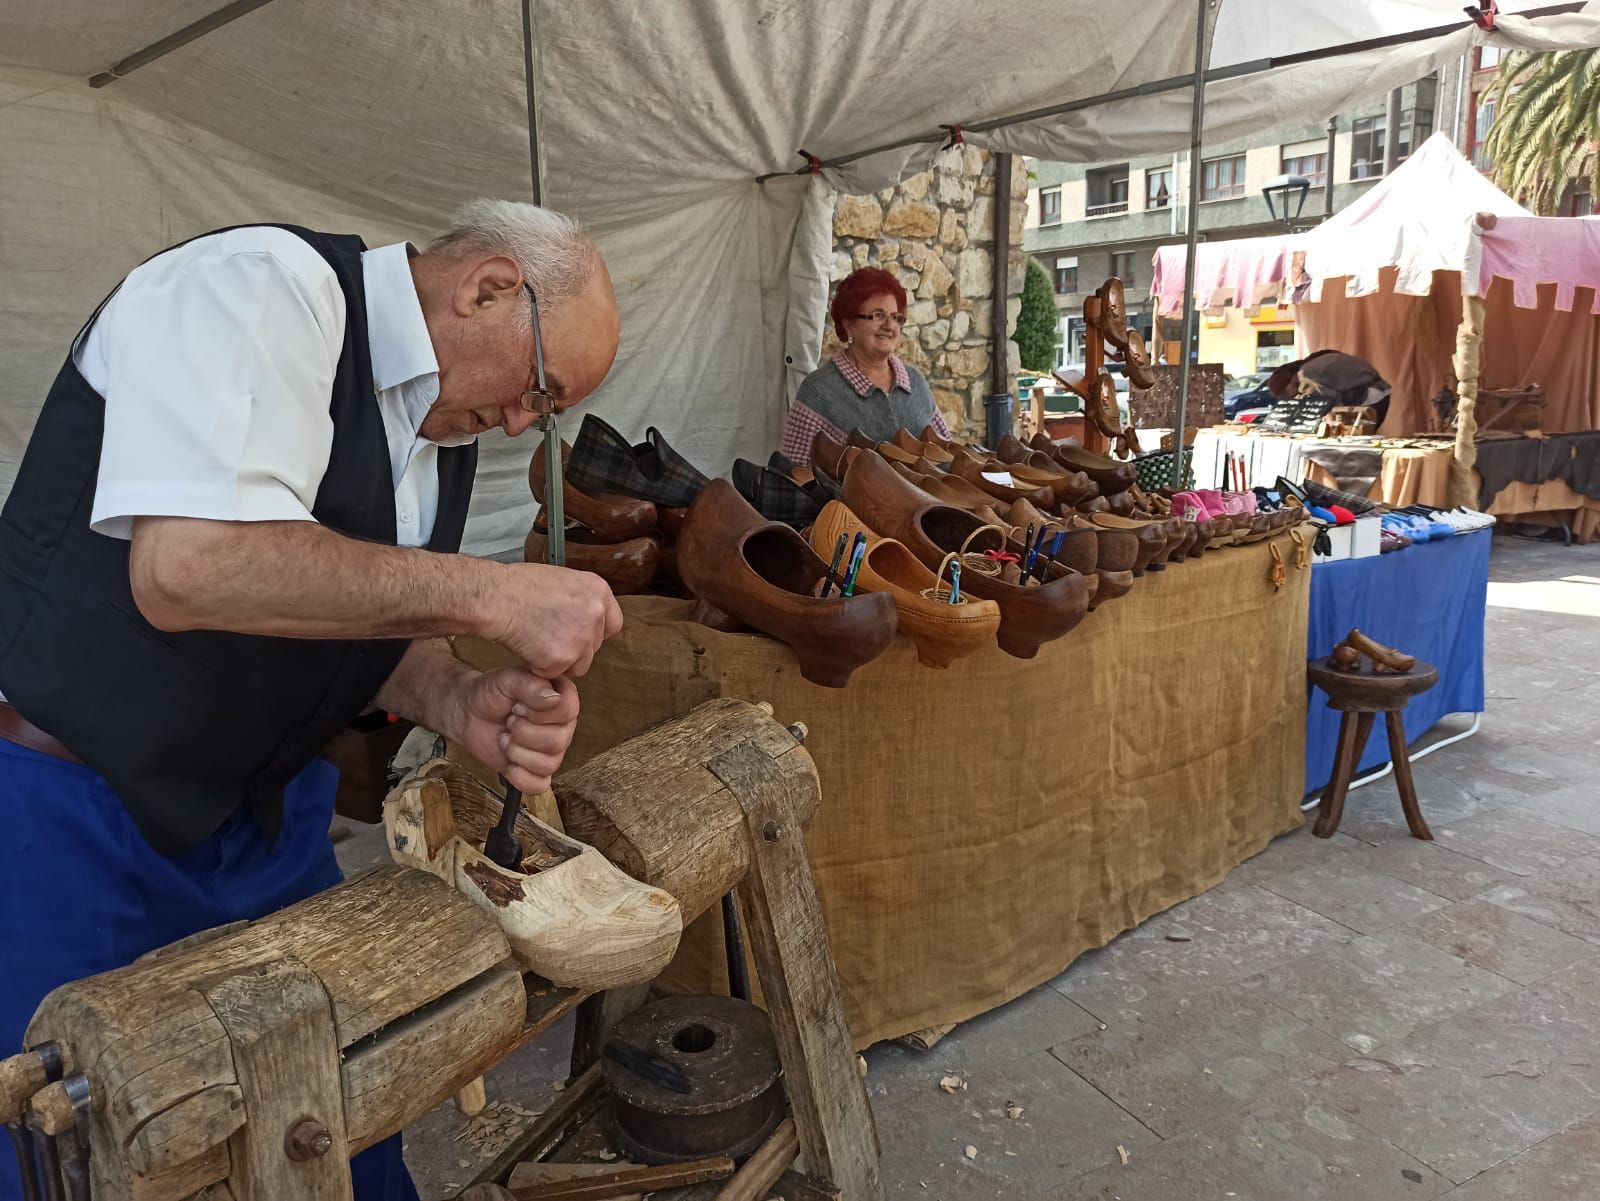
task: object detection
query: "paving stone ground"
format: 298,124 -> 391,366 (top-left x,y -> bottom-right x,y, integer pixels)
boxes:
337,533 -> 1600,1199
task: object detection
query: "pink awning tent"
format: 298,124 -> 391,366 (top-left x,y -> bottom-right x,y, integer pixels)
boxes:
1476,214 -> 1600,314
1150,235 -> 1300,317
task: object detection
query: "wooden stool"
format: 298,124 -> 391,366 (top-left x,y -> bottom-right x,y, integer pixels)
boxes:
1307,657 -> 1439,840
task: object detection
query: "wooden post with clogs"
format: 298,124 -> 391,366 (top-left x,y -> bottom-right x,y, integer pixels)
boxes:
18,699 -> 882,1201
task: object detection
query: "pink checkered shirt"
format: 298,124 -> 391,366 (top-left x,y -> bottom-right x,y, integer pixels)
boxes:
780,355 -> 950,465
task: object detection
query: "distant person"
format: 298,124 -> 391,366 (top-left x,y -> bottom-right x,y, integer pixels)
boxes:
781,267 -> 949,466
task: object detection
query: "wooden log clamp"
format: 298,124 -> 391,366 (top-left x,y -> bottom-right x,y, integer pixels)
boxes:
19,699 -> 882,1201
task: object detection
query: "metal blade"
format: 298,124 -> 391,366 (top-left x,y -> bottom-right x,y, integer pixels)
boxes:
539,414 -> 565,566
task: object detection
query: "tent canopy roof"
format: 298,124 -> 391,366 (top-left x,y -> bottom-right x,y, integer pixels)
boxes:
4,1 -> 1600,553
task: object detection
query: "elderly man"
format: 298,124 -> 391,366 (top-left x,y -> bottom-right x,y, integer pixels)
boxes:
0,201 -> 623,1200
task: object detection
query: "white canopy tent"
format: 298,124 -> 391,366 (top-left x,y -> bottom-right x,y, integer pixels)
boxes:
4,1 -> 1598,554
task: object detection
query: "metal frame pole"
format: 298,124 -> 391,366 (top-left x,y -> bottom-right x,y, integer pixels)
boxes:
520,0 -> 545,206
1171,0 -> 1214,488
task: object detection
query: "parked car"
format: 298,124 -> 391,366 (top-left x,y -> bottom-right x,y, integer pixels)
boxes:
1224,372 -> 1276,420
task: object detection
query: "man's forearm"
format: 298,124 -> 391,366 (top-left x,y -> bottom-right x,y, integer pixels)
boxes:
129,516 -> 498,641
373,638 -> 473,737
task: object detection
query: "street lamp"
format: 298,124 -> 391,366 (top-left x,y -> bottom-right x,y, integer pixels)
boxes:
1261,173 -> 1312,227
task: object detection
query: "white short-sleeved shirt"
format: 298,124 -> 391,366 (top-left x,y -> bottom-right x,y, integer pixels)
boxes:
73,228 -> 469,549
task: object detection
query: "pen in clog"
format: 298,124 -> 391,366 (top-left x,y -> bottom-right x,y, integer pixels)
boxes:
820,532 -> 849,597
948,559 -> 962,605
840,533 -> 868,596
1036,529 -> 1066,582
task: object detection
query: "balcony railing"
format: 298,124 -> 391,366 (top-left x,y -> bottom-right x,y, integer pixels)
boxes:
1086,200 -> 1130,217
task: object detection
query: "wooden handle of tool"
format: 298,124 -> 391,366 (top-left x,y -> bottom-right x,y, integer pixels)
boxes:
27,1078 -> 92,1137
0,1054 -> 48,1124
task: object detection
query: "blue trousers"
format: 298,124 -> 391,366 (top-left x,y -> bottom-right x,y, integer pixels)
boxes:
0,739 -> 417,1201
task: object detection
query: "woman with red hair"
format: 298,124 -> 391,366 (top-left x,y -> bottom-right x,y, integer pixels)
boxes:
780,267 -> 950,466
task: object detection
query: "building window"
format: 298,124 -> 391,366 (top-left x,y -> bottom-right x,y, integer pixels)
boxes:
1351,115 -> 1386,179
1477,45 -> 1501,70
1256,329 -> 1296,372
1281,152 -> 1327,188
1471,94 -> 1496,170
1572,189 -> 1595,217
1110,251 -> 1136,287
1054,256 -> 1079,294
1087,164 -> 1131,216
1039,186 -> 1062,226
1200,155 -> 1246,201
1146,169 -> 1173,209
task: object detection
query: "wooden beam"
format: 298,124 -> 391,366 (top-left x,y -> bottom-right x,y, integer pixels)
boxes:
708,743 -> 884,1201
507,1157 -> 733,1199
469,1064 -> 605,1188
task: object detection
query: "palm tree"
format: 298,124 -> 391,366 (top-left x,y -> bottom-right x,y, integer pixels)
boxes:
1481,48 -> 1600,214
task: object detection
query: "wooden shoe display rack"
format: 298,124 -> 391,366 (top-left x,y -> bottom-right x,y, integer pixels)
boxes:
9,700 -> 883,1201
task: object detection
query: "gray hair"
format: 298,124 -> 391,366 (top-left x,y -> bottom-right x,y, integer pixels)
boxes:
430,199 -> 599,308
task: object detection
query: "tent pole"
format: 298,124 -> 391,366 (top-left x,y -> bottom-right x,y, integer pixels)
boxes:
1451,293 -> 1485,508
88,0 -> 279,87
520,0 -> 545,206
1171,0 -> 1213,488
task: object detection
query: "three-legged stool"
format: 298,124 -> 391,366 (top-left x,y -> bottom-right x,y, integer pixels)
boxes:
1307,656 -> 1439,840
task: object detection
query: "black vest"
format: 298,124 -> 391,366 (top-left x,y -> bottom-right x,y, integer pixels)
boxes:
0,225 -> 478,855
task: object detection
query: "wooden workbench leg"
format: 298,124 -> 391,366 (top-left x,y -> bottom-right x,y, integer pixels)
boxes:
569,983 -> 653,1077
1386,710 -> 1434,841
198,959 -> 353,1201
708,743 -> 884,1201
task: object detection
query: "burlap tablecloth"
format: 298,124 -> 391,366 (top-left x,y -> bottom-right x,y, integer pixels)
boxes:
473,536 -> 1310,1047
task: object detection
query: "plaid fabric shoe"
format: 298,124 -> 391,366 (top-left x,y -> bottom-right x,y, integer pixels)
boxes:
567,415 -> 710,508
731,459 -> 821,527
806,465 -> 843,506
1300,478 -> 1378,515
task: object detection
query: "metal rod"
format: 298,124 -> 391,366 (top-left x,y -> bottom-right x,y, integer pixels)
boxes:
752,3 -> 1583,182
721,892 -> 752,1002
7,1123 -> 41,1201
990,152 -> 1013,400
88,0 -> 280,87
30,1129 -> 63,1201
520,0 -> 545,206
1325,116 -> 1338,217
540,416 -> 565,565
1171,0 -> 1213,488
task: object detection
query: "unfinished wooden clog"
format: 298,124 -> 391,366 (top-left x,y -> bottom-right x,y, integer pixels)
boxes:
384,758 -> 682,990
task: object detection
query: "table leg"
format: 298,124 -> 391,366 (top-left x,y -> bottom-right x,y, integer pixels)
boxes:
1314,711 -> 1373,838
1386,710 -> 1433,840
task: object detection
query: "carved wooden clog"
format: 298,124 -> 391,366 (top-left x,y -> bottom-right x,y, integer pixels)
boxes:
677,479 -> 898,687
811,429 -> 850,478
524,525 -> 660,595
842,452 -> 1090,658
1088,512 -> 1170,575
948,448 -> 1055,507
530,439 -> 658,542
809,501 -> 1001,668
384,758 -> 682,990
1030,436 -> 1137,495
894,428 -> 954,465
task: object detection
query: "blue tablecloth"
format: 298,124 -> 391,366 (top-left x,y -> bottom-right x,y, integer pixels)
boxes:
1305,530 -> 1490,795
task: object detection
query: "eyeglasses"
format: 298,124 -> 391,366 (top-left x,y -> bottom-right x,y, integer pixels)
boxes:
519,283 -> 557,415
854,310 -> 907,326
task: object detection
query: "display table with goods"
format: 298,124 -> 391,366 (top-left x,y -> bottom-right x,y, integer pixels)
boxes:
1305,523 -> 1490,797
503,397 -> 1318,1046
1192,428 -> 1459,509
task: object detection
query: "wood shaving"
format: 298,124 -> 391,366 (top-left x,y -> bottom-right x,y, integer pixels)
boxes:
456,1100 -> 537,1157
1117,1144 -> 1130,1166
1005,1102 -> 1024,1120
963,1145 -> 977,1161
939,1075 -> 966,1094
598,1149 -> 618,1162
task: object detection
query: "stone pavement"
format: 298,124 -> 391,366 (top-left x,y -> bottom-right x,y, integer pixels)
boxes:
339,534 -> 1600,1199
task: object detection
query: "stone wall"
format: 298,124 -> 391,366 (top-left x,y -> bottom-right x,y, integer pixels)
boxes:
828,147 -> 1028,436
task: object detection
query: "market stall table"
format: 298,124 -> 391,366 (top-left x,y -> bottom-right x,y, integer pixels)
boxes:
1304,529 -> 1489,796
499,538 -> 1312,1047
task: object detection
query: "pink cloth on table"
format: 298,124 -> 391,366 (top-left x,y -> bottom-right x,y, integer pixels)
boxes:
1477,215 -> 1600,314
1150,235 -> 1296,318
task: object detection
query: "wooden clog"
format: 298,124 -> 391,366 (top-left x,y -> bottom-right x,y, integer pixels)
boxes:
525,525 -> 660,596
529,439 -> 658,543
895,428 -> 954,465
842,452 -> 1091,658
677,479 -> 898,687
948,448 -> 1056,507
810,502 -> 1001,669
384,758 -> 682,990
1088,513 -> 1170,576
811,430 -> 850,478
1035,439 -> 1137,496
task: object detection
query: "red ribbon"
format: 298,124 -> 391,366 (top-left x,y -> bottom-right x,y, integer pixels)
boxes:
982,549 -> 1021,564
